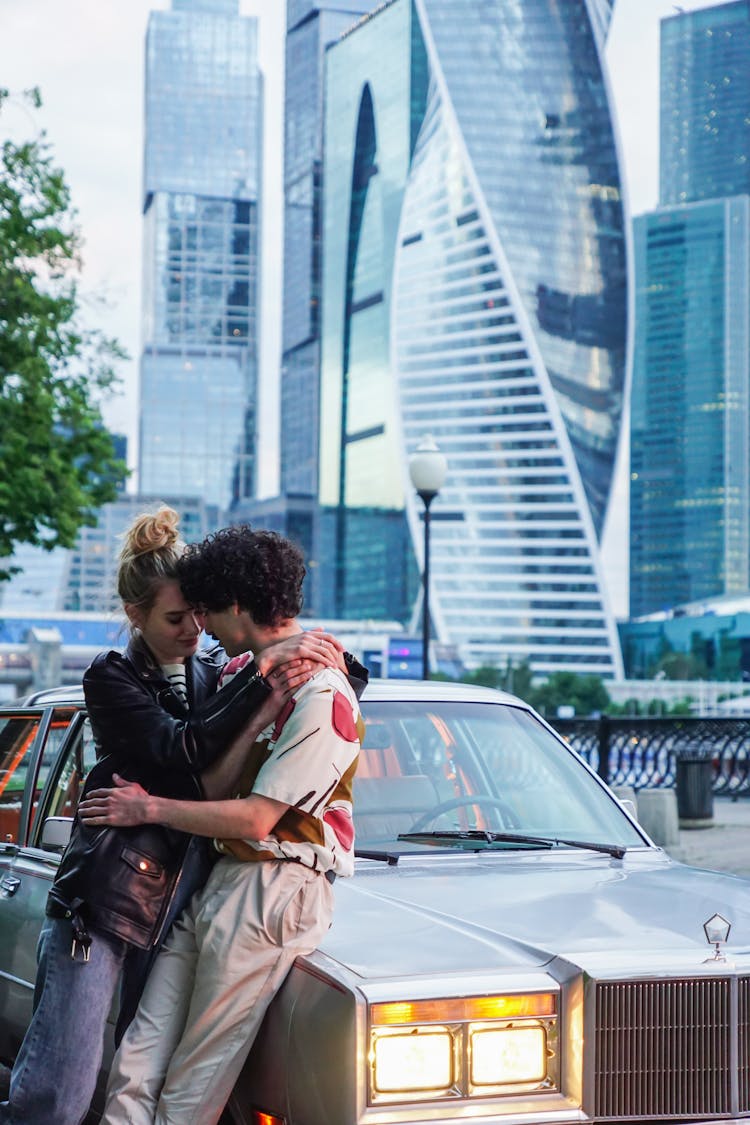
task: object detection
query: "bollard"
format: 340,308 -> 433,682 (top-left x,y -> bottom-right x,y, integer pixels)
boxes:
635,788 -> 680,848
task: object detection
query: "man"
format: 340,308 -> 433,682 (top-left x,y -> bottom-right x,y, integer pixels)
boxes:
79,527 -> 363,1125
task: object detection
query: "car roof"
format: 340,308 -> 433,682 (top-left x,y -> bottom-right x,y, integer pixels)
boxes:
19,684 -> 86,706
362,678 -> 526,706
15,678 -> 526,710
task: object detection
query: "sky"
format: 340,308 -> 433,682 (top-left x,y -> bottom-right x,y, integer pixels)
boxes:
0,0 -> 731,617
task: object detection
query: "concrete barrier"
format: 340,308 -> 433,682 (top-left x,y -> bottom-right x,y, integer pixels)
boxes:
611,785 -> 637,820
635,788 -> 680,848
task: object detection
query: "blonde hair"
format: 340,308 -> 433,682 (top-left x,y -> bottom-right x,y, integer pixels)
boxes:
117,505 -> 185,612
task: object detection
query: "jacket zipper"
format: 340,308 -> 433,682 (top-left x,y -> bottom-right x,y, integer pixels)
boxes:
202,670 -> 263,729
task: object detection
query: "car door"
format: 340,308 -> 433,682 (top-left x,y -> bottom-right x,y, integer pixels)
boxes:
0,705 -> 88,1064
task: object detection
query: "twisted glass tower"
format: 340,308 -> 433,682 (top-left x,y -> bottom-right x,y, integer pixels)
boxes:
322,0 -> 627,675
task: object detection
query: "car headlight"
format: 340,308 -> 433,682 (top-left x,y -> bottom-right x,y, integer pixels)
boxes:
369,992 -> 557,1104
373,1026 -> 454,1093
470,1023 -> 547,1086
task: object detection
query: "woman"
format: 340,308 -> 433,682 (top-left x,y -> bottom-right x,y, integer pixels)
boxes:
0,506 -> 361,1125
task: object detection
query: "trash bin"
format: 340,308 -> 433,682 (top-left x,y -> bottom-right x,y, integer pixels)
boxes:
675,742 -> 714,829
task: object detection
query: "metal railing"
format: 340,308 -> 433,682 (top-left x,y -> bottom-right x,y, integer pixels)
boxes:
552,715 -> 750,796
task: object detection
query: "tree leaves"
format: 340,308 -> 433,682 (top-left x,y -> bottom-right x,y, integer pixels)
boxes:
0,90 -> 127,580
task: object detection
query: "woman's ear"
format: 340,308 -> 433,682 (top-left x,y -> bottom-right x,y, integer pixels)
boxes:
124,602 -> 143,632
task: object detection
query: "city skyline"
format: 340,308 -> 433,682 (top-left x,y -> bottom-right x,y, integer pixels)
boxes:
0,0 -> 733,619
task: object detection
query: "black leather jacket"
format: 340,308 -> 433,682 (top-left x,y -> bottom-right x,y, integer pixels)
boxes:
48,637 -> 367,950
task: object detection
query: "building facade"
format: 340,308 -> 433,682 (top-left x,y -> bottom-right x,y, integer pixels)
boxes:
320,0 -> 627,675
320,0 -> 426,626
630,2 -> 750,620
280,1 -> 378,501
138,0 -> 262,512
660,1 -> 750,207
630,200 -> 750,618
276,2 -> 381,616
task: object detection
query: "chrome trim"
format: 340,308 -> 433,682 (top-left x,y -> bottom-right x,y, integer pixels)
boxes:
740,976 -> 750,1113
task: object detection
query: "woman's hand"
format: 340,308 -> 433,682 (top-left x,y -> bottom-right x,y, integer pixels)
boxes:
256,628 -> 343,679
253,679 -> 290,726
78,774 -> 153,828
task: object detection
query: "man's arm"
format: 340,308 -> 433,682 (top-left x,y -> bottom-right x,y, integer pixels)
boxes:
199,706 -> 270,801
78,775 -> 288,841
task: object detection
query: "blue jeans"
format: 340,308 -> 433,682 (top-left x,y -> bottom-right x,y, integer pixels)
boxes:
0,916 -> 127,1125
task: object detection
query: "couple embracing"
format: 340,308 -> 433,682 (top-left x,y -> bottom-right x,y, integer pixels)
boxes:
1,510 -> 365,1125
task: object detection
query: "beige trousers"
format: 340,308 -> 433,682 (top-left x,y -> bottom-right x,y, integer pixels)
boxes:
102,858 -> 334,1125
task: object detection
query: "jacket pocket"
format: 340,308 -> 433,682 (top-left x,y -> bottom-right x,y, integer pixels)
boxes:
120,847 -> 164,879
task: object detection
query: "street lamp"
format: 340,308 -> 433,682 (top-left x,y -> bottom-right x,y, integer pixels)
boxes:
409,434 -> 447,679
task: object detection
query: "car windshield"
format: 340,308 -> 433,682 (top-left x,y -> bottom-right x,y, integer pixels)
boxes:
354,700 -> 645,854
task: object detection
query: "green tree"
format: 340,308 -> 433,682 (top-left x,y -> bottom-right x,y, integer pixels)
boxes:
532,671 -> 611,718
461,664 -> 505,691
0,89 -> 127,580
651,651 -> 707,681
501,658 -> 535,700
457,659 -> 536,701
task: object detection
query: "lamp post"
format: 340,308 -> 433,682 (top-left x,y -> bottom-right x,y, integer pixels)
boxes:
409,434 -> 447,679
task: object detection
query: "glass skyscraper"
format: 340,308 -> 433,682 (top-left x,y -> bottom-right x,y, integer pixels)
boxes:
631,201 -> 750,617
630,1 -> 750,619
280,2 -> 378,501
138,0 -> 262,512
321,0 -> 626,675
660,1 -> 750,206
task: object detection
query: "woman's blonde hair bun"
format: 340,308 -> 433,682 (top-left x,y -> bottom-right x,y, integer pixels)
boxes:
118,505 -> 186,611
125,506 -> 182,558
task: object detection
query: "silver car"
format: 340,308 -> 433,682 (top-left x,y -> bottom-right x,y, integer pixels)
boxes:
1,680 -> 749,1124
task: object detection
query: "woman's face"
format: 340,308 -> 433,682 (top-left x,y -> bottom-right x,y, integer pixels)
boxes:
127,579 -> 203,665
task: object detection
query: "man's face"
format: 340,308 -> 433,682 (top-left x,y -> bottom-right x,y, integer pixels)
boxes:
202,605 -> 247,657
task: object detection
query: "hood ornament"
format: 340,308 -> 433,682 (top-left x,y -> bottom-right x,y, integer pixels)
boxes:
703,913 -> 731,963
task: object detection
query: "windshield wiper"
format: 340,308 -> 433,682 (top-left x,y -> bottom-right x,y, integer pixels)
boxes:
397,829 -> 626,860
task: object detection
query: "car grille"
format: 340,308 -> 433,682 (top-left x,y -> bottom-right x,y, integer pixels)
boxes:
741,976 -> 750,1113
593,977 -> 750,1119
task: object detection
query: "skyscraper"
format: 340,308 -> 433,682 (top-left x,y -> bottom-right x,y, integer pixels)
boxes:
320,0 -> 627,675
660,1 -> 750,206
630,1 -> 750,619
138,0 -> 262,512
280,2 -> 378,501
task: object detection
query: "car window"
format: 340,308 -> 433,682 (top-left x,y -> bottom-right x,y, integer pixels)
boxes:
28,707 -> 80,836
31,717 -> 97,846
0,712 -> 42,845
355,701 -> 645,849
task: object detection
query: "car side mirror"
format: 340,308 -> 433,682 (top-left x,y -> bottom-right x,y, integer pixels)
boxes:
41,816 -> 73,851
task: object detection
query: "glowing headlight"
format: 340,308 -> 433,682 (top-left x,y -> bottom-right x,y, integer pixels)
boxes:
372,1027 -> 454,1093
470,1024 -> 547,1086
368,991 -> 557,1105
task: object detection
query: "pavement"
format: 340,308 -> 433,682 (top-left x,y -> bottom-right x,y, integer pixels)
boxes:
666,795 -> 750,878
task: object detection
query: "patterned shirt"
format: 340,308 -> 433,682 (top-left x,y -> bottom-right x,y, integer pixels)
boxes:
215,661 -> 363,878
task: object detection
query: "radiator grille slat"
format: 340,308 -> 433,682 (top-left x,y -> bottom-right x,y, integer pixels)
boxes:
741,976 -> 750,1113
594,978 -> 733,1119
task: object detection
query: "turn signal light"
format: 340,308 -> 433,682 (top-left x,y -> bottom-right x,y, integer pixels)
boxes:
371,993 -> 555,1026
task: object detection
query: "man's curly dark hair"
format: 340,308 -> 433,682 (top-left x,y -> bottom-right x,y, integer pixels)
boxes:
177,526 -> 305,626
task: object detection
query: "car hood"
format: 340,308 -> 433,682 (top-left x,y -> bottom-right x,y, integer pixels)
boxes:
320,849 -> 750,980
